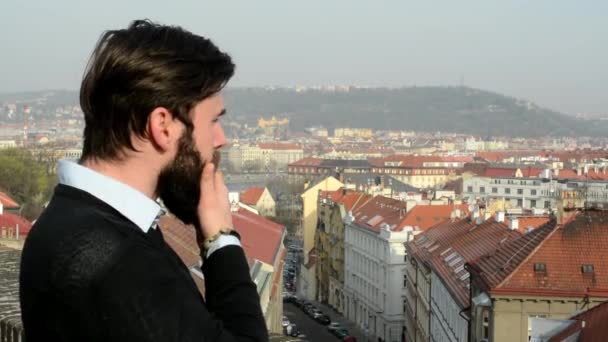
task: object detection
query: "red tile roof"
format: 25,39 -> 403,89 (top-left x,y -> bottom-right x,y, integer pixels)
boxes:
351,196 -> 409,233
288,157 -> 323,167
409,217 -> 522,307
0,212 -> 32,236
548,300 -> 608,342
400,204 -> 470,231
159,209 -> 285,273
258,142 -> 302,150
232,208 -> 285,266
240,187 -> 266,206
0,192 -> 19,208
505,216 -> 552,234
157,216 -> 205,295
469,210 -> 608,298
371,155 -> 470,168
556,168 -> 608,181
319,189 -> 372,212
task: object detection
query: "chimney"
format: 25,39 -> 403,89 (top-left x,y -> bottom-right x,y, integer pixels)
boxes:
509,218 -> 519,230
496,211 -> 505,223
484,211 -> 492,221
476,216 -> 484,225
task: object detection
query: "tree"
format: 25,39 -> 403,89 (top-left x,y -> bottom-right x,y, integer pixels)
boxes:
0,148 -> 57,221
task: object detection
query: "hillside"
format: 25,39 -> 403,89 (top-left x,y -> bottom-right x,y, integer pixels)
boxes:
223,86 -> 606,137
2,87 -> 605,137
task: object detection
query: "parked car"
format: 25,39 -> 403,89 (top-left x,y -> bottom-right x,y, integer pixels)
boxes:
284,323 -> 299,337
332,328 -> 349,339
327,322 -> 342,332
343,336 -> 357,342
315,314 -> 331,325
312,309 -> 324,319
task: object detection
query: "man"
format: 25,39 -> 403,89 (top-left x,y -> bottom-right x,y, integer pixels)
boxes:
19,20 -> 268,341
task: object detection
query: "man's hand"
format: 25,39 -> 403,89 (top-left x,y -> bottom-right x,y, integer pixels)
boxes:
197,163 -> 233,239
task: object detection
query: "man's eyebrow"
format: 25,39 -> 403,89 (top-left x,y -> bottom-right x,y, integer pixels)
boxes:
217,109 -> 227,117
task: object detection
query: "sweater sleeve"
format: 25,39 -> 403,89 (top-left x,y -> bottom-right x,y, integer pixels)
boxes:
96,244 -> 268,342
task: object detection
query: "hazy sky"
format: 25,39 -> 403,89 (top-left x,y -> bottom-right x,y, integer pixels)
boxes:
1,0 -> 606,115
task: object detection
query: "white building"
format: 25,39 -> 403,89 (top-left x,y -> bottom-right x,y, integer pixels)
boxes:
343,195 -> 413,342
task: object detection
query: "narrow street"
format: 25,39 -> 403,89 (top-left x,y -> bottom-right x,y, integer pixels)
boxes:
283,303 -> 340,342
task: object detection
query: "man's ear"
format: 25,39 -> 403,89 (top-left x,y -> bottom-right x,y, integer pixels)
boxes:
147,107 -> 180,152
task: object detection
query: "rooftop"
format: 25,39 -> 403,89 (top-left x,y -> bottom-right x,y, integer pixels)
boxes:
469,210 -> 608,297
240,187 -> 266,206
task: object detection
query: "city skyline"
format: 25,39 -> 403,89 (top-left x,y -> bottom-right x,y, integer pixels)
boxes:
0,0 -> 607,116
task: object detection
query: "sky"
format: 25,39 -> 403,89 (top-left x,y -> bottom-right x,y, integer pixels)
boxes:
0,0 -> 606,116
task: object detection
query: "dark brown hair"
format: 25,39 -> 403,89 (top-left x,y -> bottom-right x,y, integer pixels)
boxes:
79,19 -> 234,161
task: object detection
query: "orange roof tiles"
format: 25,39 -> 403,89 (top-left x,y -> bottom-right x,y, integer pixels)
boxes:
505,216 -> 552,234
400,204 -> 469,231
240,187 -> 265,206
258,142 -> 302,150
0,192 -> 19,208
408,217 -> 522,307
351,196 -> 409,232
469,210 -> 608,298
319,188 -> 372,212
232,208 -> 285,266
548,300 -> 608,342
288,157 -> 323,167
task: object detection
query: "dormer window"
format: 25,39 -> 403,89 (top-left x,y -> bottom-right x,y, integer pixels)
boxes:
533,263 -> 546,273
581,264 -> 594,274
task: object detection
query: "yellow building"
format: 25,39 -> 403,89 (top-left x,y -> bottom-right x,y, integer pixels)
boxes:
258,116 -> 289,137
334,127 -> 373,139
298,176 -> 343,301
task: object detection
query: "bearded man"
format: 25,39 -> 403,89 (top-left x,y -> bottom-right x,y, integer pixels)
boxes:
19,19 -> 268,342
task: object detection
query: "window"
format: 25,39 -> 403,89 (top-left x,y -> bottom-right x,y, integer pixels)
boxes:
505,188 -> 511,194
517,199 -> 523,207
403,275 -> 408,287
544,201 -> 551,209
492,187 -> 498,193
467,186 -> 473,193
482,309 -> 490,340
531,200 -> 537,208
480,186 -> 485,193
531,189 -> 537,196
534,263 -> 547,273
582,264 -> 594,274
517,188 -> 524,195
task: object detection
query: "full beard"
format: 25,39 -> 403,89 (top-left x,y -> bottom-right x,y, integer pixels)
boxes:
157,133 -> 220,226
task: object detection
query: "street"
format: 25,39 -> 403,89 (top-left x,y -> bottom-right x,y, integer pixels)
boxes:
283,303 -> 342,342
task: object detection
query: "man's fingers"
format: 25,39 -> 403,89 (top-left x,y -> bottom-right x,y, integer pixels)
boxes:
201,163 -> 215,192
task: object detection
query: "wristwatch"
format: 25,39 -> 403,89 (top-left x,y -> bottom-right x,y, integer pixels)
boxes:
201,228 -> 241,256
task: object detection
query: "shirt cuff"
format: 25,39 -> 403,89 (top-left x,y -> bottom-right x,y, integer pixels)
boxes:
205,235 -> 242,259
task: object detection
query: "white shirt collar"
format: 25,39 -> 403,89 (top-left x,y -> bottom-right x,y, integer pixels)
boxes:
57,159 -> 161,232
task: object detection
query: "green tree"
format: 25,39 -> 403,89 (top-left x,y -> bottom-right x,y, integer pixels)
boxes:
0,148 -> 58,221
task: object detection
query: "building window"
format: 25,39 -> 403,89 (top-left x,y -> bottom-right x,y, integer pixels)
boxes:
403,275 -> 407,287
531,200 -> 537,208
534,263 -> 547,273
505,188 -> 511,194
467,186 -> 473,193
517,199 -> 523,207
480,187 -> 485,193
531,189 -> 537,196
492,187 -> 498,193
582,264 -> 594,274
517,189 -> 524,195
544,201 -> 551,209
482,309 -> 490,340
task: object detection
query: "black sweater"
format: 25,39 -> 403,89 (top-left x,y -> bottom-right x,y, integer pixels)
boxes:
19,184 -> 268,342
